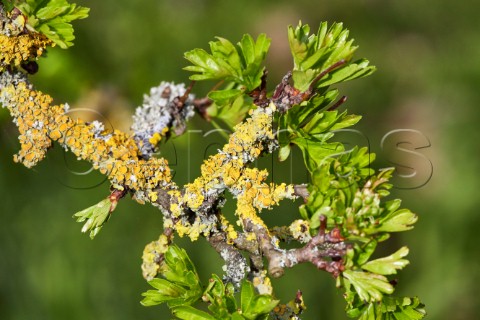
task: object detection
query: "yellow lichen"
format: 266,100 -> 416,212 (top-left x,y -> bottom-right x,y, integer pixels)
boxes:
148,191 -> 158,202
174,218 -> 209,241
149,132 -> 161,146
1,74 -> 173,204
0,33 -> 52,71
245,232 -> 257,241
289,220 -> 312,243
220,215 -> 238,244
252,270 -> 273,295
2,53 -> 294,248
141,234 -> 170,280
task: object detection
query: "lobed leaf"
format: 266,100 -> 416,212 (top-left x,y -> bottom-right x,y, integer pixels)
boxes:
288,21 -> 374,91
343,270 -> 394,303
73,198 -> 111,239
16,0 -> 89,48
184,34 -> 270,91
362,247 -> 410,275
140,245 -> 202,308
172,306 -> 217,320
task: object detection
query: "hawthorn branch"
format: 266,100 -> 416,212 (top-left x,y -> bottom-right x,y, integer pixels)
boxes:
207,229 -> 249,286
244,215 -> 348,278
1,20 -> 346,288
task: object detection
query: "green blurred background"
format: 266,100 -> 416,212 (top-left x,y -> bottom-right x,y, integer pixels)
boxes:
1,0 -> 479,319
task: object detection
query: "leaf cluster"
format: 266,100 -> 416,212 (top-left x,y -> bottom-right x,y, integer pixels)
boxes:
288,21 -> 375,91
206,83 -> 255,129
278,89 -> 362,172
156,21 -> 423,320
183,34 -> 270,128
73,198 -> 112,239
348,296 -> 426,320
142,246 -> 279,320
14,0 -> 89,48
141,245 -> 203,307
296,148 -> 422,318
184,34 -> 270,96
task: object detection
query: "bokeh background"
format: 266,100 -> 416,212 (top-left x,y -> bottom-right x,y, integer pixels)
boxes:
1,0 -> 479,319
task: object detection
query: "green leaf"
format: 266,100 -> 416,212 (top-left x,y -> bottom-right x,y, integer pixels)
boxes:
184,48 -> 234,80
249,296 -> 279,317
172,306 -> 217,320
294,136 -> 344,173
279,91 -> 362,169
356,240 -> 378,266
203,274 -> 237,318
208,89 -> 243,106
16,0 -> 89,48
301,110 -> 359,135
140,245 -> 203,308
73,198 -> 112,239
355,302 -> 380,320
316,59 -> 376,88
342,270 -> 394,302
376,209 -> 418,233
231,312 -> 246,320
2,0 -> 16,11
184,34 -> 270,91
140,279 -> 187,306
210,37 -> 242,77
362,247 -> 410,275
239,33 -> 256,66
240,280 -> 255,314
207,93 -> 253,129
381,297 -> 426,319
161,245 -> 201,288
288,21 -> 375,91
348,297 -> 426,319
280,89 -> 339,135
239,280 -> 278,319
237,33 -> 270,90
278,145 -> 291,162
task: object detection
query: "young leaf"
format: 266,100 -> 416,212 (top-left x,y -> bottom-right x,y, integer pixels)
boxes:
184,48 -> 235,80
342,270 -> 394,302
203,274 -> 237,318
140,279 -> 187,306
240,280 -> 255,314
184,34 -> 270,91
362,247 -> 410,275
73,198 -> 112,239
376,209 -> 418,233
293,137 -> 344,173
140,245 -> 203,308
348,296 -> 426,320
208,89 -> 243,106
356,240 -> 378,266
240,280 -> 279,319
248,295 -> 279,317
172,306 -> 217,320
16,0 -> 89,48
288,21 -> 375,91
207,94 -> 253,129
316,59 -> 376,88
2,0 -> 16,12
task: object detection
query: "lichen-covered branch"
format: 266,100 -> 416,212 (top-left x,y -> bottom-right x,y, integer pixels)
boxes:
1,5 -> 425,319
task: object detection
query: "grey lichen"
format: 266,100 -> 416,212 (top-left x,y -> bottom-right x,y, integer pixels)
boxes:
131,82 -> 195,158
